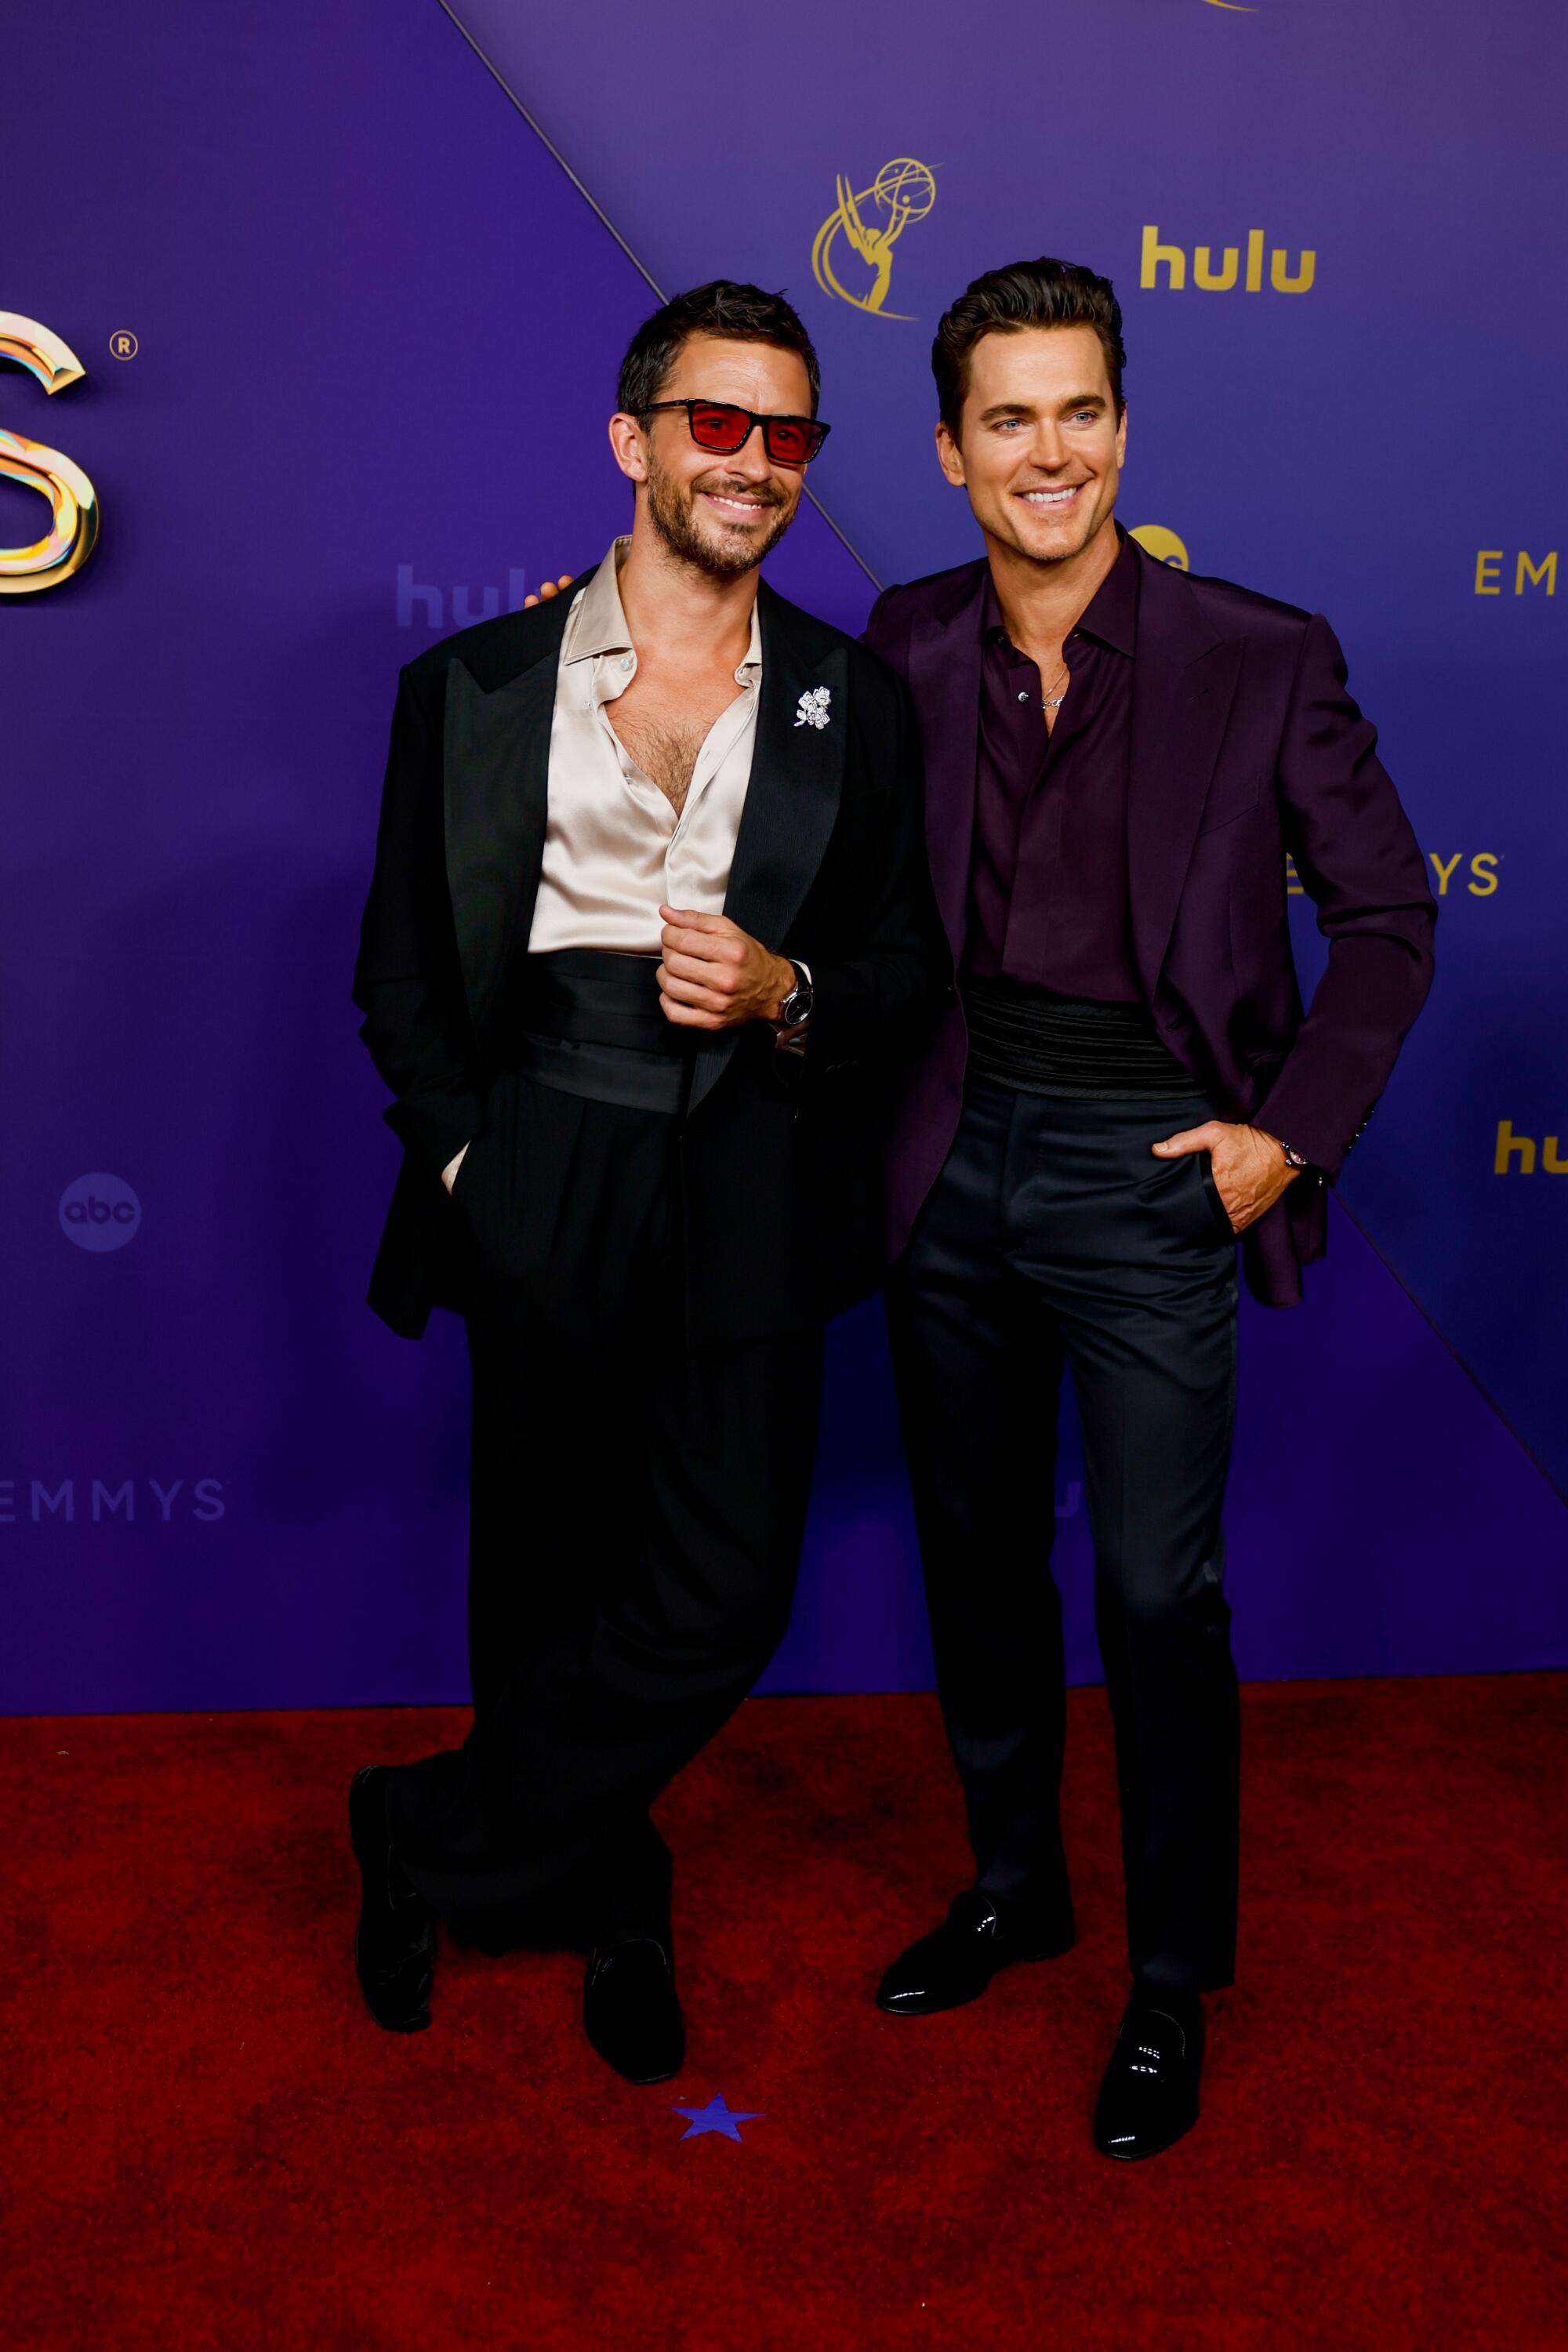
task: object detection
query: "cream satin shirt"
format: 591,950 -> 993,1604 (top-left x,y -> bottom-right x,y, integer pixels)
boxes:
526,537 -> 762,954
443,540 -> 763,1190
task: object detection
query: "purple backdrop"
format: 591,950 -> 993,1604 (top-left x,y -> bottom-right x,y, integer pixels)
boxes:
5,0 -> 1564,1714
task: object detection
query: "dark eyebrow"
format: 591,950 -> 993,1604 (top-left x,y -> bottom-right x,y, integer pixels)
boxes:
975,391 -> 1109,424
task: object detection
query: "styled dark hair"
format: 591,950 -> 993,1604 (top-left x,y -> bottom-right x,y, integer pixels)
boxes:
931,257 -> 1126,434
616,280 -> 822,419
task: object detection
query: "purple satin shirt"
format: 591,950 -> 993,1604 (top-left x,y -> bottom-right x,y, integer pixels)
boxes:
967,532 -> 1140,1000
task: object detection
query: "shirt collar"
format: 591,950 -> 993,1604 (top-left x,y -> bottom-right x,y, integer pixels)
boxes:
564,537 -> 635,662
982,524 -> 1138,659
565,535 -> 763,677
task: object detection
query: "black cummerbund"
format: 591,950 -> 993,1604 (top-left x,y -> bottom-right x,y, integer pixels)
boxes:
964,977 -> 1198,1102
514,949 -> 691,1114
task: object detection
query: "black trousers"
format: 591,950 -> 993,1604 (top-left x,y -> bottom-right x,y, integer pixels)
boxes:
886,1081 -> 1241,1991
387,1068 -> 822,1945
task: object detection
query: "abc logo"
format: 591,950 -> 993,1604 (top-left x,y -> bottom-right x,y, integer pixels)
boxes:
59,1172 -> 141,1253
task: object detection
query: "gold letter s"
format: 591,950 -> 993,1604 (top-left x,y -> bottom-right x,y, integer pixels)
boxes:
1,312 -> 100,594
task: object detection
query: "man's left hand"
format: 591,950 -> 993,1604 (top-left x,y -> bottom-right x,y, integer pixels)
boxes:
1152,1120 -> 1301,1233
657,906 -> 794,1030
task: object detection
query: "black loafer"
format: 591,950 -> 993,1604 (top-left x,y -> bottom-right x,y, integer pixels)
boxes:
583,1936 -> 685,2085
877,1887 -> 1074,2016
350,1765 -> 436,2034
1092,1995 -> 1204,2161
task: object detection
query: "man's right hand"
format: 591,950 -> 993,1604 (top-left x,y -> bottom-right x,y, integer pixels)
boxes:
522,575 -> 576,609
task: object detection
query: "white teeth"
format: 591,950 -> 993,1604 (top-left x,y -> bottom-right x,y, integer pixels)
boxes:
1022,487 -> 1079,504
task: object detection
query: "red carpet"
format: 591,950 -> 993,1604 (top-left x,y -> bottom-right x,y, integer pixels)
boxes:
7,1679 -> 1566,2350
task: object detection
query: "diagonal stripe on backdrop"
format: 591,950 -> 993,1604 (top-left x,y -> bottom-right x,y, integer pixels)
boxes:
437,0 -> 884,592
1332,1198 -> 1566,1509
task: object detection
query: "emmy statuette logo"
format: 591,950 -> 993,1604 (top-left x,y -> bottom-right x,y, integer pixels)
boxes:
811,159 -> 937,319
1,311 -> 101,593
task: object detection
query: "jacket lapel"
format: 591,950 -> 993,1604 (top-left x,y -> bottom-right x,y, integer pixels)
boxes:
688,582 -> 848,1115
441,586 -> 578,1047
1127,543 -> 1243,996
906,561 -> 986,964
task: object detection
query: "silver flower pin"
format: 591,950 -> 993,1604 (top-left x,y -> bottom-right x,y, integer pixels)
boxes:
794,685 -> 832,731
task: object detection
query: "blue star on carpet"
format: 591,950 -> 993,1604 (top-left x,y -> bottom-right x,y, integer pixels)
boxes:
670,2092 -> 764,2143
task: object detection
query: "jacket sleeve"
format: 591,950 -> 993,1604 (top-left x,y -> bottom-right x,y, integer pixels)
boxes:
1258,612 -> 1436,1178
351,662 -> 485,1176
798,667 -> 951,1082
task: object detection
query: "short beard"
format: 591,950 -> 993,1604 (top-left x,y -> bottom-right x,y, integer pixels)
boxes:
644,451 -> 795,579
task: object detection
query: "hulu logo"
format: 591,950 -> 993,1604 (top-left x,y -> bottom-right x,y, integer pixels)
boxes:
1140,224 -> 1315,294
1494,1123 -> 1568,1176
396,565 -> 532,631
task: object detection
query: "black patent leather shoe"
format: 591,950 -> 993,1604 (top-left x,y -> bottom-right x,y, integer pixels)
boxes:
877,1887 -> 1074,2017
583,1937 -> 685,2085
350,1765 -> 436,2033
1092,1995 -> 1204,2161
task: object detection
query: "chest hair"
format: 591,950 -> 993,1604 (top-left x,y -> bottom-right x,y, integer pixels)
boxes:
610,709 -> 712,818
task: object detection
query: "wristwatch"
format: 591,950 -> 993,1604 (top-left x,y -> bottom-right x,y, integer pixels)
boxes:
779,958 -> 814,1027
1279,1142 -> 1309,1171
775,958 -> 814,1058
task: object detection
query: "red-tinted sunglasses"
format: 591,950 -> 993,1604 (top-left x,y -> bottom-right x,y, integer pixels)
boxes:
640,398 -> 830,468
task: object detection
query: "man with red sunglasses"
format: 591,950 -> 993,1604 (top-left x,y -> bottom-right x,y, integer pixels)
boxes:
348,281 -> 945,2085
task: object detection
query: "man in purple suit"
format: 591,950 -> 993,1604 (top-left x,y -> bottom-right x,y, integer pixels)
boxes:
867,258 -> 1435,2160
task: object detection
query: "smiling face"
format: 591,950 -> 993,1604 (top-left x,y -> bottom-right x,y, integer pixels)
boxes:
610,331 -> 812,579
935,323 -> 1126,571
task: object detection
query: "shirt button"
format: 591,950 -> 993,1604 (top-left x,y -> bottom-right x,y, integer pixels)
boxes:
1017,691 -> 1029,703
619,656 -> 633,672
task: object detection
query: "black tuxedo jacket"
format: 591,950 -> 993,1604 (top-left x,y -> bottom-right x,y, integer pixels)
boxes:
354,572 -> 947,1348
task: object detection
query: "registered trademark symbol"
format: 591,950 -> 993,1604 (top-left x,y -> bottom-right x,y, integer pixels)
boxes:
110,329 -> 138,360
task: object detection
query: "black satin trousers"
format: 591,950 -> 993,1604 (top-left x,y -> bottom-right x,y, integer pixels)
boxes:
387,1052 -> 820,1948
887,1080 -> 1242,1991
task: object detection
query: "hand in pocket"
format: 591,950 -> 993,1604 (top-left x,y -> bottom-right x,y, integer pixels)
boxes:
1152,1119 -> 1299,1234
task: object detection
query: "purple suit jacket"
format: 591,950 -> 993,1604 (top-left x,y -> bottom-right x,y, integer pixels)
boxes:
864,539 -> 1437,1307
